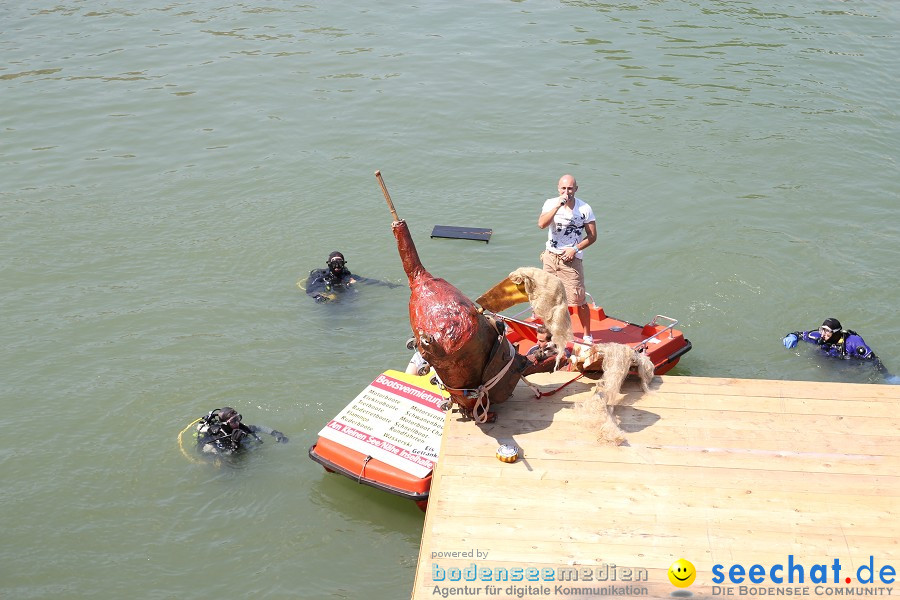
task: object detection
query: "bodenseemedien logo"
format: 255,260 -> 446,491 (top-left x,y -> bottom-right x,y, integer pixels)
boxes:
430,561 -> 651,597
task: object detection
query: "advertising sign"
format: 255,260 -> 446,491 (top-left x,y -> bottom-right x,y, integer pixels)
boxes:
318,370 -> 447,479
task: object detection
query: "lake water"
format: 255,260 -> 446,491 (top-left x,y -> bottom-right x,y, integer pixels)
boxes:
2,1 -> 897,598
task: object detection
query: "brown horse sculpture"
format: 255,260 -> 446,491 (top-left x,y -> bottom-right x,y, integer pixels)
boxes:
376,172 -> 524,422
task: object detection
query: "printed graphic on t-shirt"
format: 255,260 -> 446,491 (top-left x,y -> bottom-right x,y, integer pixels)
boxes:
550,212 -> 587,249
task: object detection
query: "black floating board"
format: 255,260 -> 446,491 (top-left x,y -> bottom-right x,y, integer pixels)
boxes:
430,225 -> 492,243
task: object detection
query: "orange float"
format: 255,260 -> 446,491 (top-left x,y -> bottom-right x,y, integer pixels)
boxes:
308,370 -> 446,512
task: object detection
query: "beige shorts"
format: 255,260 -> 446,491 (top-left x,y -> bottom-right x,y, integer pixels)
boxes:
541,251 -> 586,306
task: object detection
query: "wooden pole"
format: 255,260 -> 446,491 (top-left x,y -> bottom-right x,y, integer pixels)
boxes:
374,170 -> 400,221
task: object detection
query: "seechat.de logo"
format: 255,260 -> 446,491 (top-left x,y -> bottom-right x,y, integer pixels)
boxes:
711,555 -> 896,585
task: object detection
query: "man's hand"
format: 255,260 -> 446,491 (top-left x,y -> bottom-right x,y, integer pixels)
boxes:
561,247 -> 577,262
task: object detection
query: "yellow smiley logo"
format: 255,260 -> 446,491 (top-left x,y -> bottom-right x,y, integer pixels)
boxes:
668,558 -> 696,588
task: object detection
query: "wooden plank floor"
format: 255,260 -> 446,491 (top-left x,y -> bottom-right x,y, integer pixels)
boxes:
411,373 -> 900,599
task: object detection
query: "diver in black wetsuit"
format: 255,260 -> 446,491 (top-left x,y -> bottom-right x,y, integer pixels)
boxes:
302,251 -> 400,303
196,407 -> 288,455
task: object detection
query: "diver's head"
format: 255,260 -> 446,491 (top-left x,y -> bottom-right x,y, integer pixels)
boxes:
819,318 -> 842,342
218,407 -> 242,429
327,251 -> 346,276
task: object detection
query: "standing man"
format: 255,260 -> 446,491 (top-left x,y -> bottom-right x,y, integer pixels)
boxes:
538,174 -> 597,343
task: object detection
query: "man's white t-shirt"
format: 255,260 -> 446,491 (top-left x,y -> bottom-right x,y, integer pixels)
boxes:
541,197 -> 596,260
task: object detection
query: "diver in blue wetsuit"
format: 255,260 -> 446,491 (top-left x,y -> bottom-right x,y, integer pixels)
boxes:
782,318 -> 896,381
783,318 -> 877,360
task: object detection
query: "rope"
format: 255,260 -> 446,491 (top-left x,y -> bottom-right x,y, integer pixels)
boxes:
471,393 -> 491,424
439,338 -> 518,424
357,455 -> 372,483
440,312 -> 573,422
536,372 -> 585,398
473,340 -> 519,422
177,418 -> 205,464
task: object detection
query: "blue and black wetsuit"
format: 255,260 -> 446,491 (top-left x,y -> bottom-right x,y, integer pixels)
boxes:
784,325 -> 897,383
788,328 -> 877,361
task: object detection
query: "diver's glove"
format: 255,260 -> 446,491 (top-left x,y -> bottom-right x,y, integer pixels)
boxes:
271,430 -> 289,443
782,334 -> 798,349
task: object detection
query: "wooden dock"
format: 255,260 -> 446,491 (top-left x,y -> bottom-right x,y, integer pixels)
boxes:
411,373 -> 900,599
